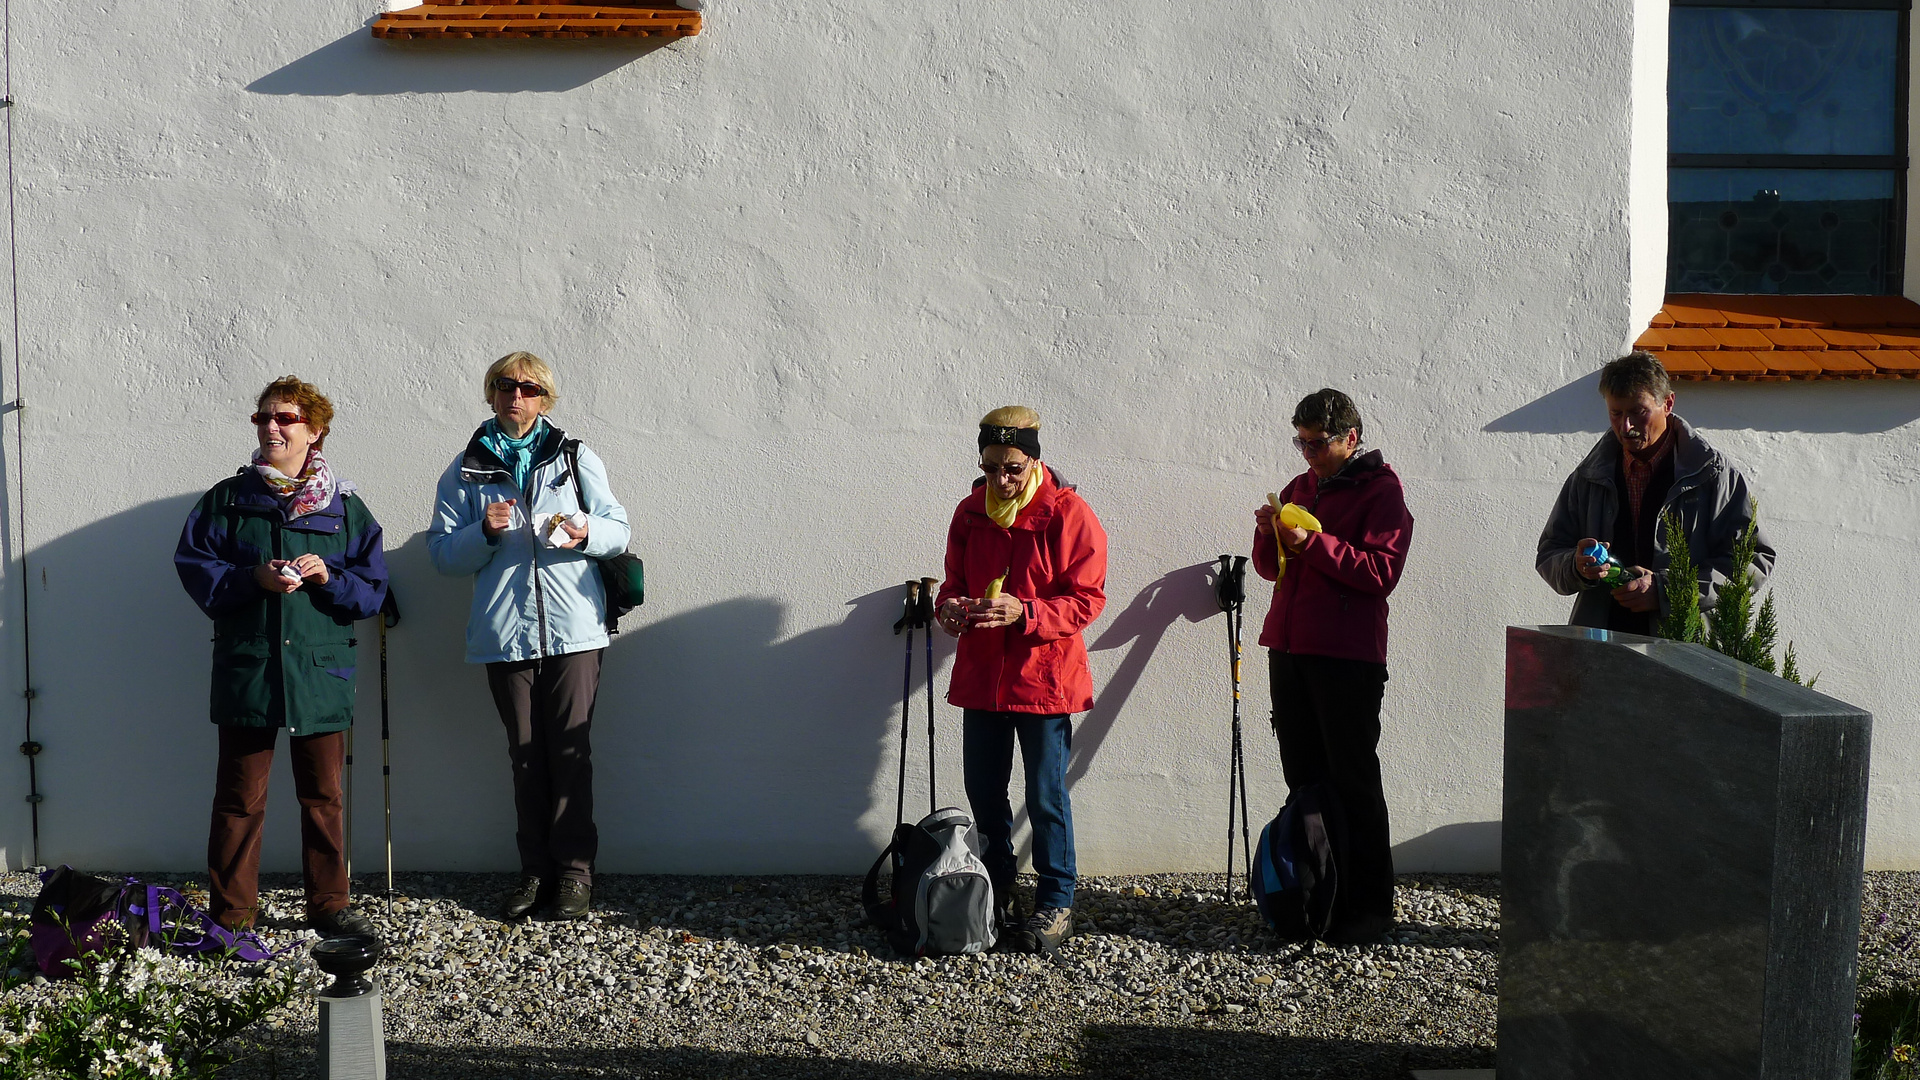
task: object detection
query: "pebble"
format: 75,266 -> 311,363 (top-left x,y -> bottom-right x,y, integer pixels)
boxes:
9,868 -> 1904,1078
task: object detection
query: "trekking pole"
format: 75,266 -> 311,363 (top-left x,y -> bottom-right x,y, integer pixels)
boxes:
919,577 -> 939,813
892,581 -> 920,826
379,590 -> 401,916
1215,555 -> 1249,900
1232,567 -> 1253,900
344,729 -> 354,882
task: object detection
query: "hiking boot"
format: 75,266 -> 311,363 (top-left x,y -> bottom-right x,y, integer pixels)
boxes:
501,875 -> 547,921
308,905 -> 378,939
1015,906 -> 1073,955
546,878 -> 591,922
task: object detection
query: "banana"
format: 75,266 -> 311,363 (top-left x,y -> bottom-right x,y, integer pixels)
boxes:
984,569 -> 1009,599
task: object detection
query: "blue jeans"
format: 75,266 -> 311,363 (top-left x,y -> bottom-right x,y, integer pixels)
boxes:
962,709 -> 1076,910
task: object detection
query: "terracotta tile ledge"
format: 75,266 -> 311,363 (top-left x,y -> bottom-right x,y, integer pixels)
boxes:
1635,294 -> 1920,381
373,2 -> 701,40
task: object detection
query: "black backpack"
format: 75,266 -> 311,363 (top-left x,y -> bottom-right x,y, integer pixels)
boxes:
1251,784 -> 1348,942
562,440 -> 645,633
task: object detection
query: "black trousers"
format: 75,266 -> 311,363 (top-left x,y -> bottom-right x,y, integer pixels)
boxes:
1269,650 -> 1395,930
486,649 -> 602,885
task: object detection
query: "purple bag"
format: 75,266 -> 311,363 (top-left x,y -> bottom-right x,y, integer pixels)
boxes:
30,866 -> 283,977
29,866 -> 147,977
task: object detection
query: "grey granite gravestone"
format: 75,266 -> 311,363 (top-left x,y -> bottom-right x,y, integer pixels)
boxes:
1498,625 -> 1870,1080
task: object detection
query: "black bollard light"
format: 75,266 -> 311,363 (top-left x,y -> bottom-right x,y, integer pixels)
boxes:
312,934 -> 386,1080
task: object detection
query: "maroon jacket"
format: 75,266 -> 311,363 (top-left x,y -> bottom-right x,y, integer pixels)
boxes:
938,466 -> 1108,714
1251,450 -> 1413,665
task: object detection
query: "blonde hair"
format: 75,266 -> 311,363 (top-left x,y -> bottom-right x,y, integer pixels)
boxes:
980,405 -> 1040,430
483,351 -> 560,407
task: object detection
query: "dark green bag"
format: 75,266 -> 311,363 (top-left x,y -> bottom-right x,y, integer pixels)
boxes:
564,441 -> 644,634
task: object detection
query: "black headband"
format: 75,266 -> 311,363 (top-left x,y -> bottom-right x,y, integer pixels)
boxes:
978,425 -> 1042,459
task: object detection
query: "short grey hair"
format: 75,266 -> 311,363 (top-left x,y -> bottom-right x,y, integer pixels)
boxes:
1598,351 -> 1672,401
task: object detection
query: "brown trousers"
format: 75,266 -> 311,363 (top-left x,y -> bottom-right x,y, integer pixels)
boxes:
487,649 -> 602,885
207,725 -> 349,929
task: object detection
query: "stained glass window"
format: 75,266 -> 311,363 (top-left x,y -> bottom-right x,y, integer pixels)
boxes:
1668,3 -> 1907,295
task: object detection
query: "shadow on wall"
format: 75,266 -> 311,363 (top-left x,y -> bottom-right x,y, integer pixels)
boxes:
1393,820 -> 1501,874
587,581 -> 951,873
1484,371 -> 1920,434
247,31 -> 673,96
1078,562 -> 1223,785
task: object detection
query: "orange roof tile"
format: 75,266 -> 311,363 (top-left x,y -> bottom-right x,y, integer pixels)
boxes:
1813,351 -> 1878,379
1636,327 -> 1721,351
1709,328 -> 1774,351
1662,303 -> 1729,328
1647,295 -> 1920,379
372,2 -> 701,39
1657,351 -> 1714,379
1704,351 -> 1772,379
1812,328 -> 1881,350
1760,327 -> 1826,350
1866,349 -> 1920,376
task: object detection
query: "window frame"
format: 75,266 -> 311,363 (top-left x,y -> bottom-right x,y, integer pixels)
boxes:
1668,0 -> 1912,293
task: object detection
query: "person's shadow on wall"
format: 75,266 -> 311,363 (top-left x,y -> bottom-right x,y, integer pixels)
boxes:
379,530 -> 940,875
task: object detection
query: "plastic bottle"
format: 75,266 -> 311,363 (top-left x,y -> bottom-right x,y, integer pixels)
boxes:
1579,541 -> 1636,588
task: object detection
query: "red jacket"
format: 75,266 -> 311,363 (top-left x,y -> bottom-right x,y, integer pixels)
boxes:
938,466 -> 1108,714
1251,450 -> 1413,665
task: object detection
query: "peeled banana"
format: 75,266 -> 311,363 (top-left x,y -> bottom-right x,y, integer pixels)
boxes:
1266,493 -> 1324,579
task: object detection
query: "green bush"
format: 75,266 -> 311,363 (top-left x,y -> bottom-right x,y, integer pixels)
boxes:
1658,506 -> 1812,686
0,904 -> 311,1078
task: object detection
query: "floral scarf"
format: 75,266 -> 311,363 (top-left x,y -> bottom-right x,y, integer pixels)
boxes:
252,449 -> 336,521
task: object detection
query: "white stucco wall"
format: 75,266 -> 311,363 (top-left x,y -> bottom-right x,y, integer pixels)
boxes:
1629,0 -> 1669,332
0,0 -> 1911,880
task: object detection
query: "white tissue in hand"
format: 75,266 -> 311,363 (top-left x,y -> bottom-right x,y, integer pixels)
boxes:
538,512 -> 589,548
278,564 -> 304,583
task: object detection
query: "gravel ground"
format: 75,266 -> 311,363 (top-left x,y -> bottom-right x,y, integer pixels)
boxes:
13,868 -> 1915,1078
2,869 -> 1498,1079
15,867 -> 1920,1077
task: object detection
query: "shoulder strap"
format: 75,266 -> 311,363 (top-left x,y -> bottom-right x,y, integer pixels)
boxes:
564,439 -> 586,510
862,838 -> 901,928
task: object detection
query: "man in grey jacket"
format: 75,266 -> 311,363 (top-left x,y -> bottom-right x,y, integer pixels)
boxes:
1537,352 -> 1773,634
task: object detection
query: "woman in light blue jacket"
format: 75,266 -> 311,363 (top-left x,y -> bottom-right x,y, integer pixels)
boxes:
428,351 -> 630,923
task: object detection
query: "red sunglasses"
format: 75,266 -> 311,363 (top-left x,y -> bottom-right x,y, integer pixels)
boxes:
250,411 -> 308,427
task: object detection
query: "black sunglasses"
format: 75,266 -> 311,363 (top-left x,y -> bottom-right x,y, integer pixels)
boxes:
493,377 -> 549,398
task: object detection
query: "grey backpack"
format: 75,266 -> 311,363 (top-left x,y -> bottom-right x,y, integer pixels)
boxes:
863,807 -> 998,957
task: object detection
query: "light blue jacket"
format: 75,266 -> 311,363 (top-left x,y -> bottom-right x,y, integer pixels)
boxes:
428,421 -> 632,664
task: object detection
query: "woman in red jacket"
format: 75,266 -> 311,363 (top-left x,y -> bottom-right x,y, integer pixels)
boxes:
936,406 -> 1108,955
1252,388 -> 1413,944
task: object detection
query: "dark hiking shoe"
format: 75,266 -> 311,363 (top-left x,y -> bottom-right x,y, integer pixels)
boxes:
547,879 -> 591,922
501,875 -> 547,921
1323,914 -> 1392,947
1015,907 -> 1073,955
992,898 -> 1024,950
308,906 -> 378,939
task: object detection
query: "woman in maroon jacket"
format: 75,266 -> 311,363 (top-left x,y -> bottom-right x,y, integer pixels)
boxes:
937,405 -> 1108,955
1252,388 -> 1413,944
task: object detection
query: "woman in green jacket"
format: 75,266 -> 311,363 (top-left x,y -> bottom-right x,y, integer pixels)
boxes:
174,376 -> 390,937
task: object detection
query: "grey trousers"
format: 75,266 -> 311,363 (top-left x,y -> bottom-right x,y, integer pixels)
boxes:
486,649 -> 602,885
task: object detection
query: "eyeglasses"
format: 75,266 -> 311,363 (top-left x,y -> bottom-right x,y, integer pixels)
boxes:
492,377 -> 549,398
1292,432 -> 1351,454
979,460 -> 1034,478
250,412 -> 308,428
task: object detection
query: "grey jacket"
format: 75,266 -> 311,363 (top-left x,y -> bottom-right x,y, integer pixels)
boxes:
1536,415 -> 1774,628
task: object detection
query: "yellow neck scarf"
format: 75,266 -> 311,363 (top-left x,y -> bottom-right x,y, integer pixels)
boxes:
986,462 -> 1044,528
